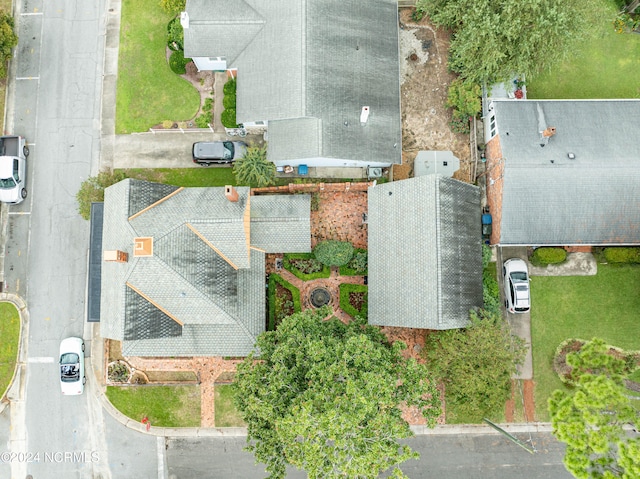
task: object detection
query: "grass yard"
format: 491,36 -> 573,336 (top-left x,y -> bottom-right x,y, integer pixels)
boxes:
120,167 -> 236,187
527,0 -> 640,99
106,385 -> 201,427
0,303 -> 20,396
214,384 -> 246,427
117,0 -> 200,133
530,264 -> 640,420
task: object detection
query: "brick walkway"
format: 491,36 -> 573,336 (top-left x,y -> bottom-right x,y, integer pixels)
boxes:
311,190 -> 368,249
125,356 -> 243,428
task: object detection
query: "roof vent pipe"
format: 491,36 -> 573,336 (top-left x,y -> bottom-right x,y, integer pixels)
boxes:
360,106 -> 370,125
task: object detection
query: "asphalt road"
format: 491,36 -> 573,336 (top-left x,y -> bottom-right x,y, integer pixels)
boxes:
2,0 -> 122,477
165,432 -> 571,479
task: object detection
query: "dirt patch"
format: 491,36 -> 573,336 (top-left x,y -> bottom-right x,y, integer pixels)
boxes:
397,9 -> 472,182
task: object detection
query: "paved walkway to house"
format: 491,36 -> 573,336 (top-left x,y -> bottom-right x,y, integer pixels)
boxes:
310,190 -> 368,249
124,356 -> 243,428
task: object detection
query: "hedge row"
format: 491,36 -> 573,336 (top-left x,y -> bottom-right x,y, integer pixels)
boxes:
267,274 -> 301,331
283,253 -> 331,281
339,283 -> 368,319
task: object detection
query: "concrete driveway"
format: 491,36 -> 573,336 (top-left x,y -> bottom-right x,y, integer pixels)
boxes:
497,246 -> 533,380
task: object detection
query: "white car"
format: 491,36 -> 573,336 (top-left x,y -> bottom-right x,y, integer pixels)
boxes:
0,136 -> 28,204
503,258 -> 530,314
59,337 -> 86,395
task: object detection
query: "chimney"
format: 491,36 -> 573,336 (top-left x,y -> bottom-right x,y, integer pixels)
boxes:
180,11 -> 189,29
134,237 -> 153,257
542,126 -> 557,138
104,250 -> 128,263
225,185 -> 238,202
360,106 -> 370,125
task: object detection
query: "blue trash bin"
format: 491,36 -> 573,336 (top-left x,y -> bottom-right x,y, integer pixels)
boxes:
298,164 -> 308,175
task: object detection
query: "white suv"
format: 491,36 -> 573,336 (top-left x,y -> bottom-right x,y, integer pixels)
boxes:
503,258 -> 530,313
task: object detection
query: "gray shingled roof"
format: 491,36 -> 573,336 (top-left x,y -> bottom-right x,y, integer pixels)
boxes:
368,175 -> 482,330
493,100 -> 640,245
184,0 -> 402,166
101,180 -> 310,357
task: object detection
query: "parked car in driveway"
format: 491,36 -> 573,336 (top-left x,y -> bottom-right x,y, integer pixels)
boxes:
503,258 -> 530,313
0,135 -> 29,204
59,337 -> 86,395
192,141 -> 247,166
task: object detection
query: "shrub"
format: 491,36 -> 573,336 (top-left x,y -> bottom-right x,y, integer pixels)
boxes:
313,241 -> 354,267
339,283 -> 368,318
194,113 -> 211,128
160,0 -> 185,15
223,78 -> 236,96
221,108 -> 239,128
481,244 -> 492,269
223,94 -> 236,109
76,170 -> 128,220
267,274 -> 301,330
446,78 -> 482,118
482,265 -> 501,316
0,13 -> 18,79
167,16 -> 184,51
449,110 -> 470,134
345,250 -> 368,274
108,362 -> 130,383
530,247 -> 567,266
233,146 -> 275,187
168,50 -> 191,74
603,247 -> 640,264
283,253 -> 331,280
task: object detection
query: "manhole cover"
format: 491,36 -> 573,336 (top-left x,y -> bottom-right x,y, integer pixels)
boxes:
309,287 -> 331,308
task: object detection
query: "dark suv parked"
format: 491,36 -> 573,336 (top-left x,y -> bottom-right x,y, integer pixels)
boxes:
192,141 -> 247,166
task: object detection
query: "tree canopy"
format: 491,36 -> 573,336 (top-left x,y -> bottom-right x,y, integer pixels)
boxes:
423,310 -> 525,422
548,338 -> 640,479
234,307 -> 441,479
416,0 -> 603,84
232,146 -> 275,188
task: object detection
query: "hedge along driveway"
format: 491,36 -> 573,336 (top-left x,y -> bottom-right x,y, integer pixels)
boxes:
117,0 -> 200,133
530,264 -> 640,421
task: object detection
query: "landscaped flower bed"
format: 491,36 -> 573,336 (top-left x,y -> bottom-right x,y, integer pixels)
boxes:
283,253 -> 330,280
339,283 -> 368,318
267,274 -> 301,330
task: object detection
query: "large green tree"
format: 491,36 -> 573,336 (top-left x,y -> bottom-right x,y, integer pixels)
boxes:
232,146 -> 275,188
423,310 -> 526,422
234,307 -> 441,479
548,338 -> 640,479
416,0 -> 603,84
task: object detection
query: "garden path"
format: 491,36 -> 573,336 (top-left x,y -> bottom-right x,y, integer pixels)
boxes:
125,355 -> 243,428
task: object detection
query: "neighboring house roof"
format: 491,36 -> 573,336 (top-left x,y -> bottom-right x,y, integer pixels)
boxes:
100,179 -> 310,357
491,99 -> 640,245
183,0 -> 402,166
367,175 -> 483,330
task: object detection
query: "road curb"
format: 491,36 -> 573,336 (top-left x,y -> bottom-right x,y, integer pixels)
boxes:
0,293 -> 29,415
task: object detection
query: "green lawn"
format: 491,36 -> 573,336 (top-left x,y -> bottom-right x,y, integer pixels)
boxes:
214,384 -> 246,427
0,303 -> 20,396
120,167 -> 237,187
117,0 -> 200,133
530,264 -> 640,420
106,385 -> 201,427
527,0 -> 640,99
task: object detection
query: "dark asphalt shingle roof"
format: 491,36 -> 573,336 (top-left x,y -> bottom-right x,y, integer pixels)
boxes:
368,175 -> 482,329
493,99 -> 640,245
101,179 -> 310,356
